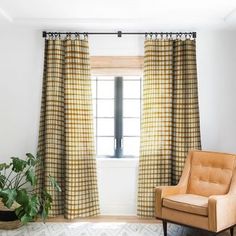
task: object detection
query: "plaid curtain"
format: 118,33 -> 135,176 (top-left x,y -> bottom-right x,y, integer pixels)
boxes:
36,37 -> 100,219
137,39 -> 201,217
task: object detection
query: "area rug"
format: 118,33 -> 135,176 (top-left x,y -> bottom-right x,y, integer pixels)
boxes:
0,222 -> 232,236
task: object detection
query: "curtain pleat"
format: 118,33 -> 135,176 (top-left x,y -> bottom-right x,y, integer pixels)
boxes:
36,38 -> 100,219
137,39 -> 201,217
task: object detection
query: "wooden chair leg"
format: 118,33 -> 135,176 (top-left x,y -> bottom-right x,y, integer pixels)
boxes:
230,227 -> 234,236
162,220 -> 167,236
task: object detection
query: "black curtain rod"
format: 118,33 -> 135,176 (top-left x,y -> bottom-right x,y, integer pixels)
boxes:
42,31 -> 197,38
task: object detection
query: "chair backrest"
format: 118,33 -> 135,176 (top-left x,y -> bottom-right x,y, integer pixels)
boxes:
187,150 -> 236,197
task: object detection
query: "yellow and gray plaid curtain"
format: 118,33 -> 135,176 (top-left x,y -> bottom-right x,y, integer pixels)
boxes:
36,37 -> 99,219
138,39 -> 201,217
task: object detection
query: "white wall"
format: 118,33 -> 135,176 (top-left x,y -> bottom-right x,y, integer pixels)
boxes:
0,27 -> 43,159
197,31 -> 236,153
0,27 -> 236,215
97,158 -> 139,215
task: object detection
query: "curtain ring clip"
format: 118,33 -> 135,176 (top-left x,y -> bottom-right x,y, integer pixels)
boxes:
84,33 -> 88,40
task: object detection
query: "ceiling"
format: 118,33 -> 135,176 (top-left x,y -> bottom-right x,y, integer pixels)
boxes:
0,0 -> 236,31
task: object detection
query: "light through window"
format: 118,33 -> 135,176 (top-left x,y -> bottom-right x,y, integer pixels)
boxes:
92,76 -> 142,157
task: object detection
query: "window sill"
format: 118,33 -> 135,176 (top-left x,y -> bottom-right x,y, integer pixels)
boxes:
96,156 -> 139,168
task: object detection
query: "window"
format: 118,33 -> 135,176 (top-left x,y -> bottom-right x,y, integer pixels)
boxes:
92,76 -> 142,158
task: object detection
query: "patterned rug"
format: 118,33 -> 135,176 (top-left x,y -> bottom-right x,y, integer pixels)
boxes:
0,222 -> 232,236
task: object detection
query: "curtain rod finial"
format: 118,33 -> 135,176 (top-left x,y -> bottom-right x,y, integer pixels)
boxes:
42,31 -> 47,38
193,32 -> 197,38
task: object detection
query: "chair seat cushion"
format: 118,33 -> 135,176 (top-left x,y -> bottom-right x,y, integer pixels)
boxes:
163,194 -> 208,216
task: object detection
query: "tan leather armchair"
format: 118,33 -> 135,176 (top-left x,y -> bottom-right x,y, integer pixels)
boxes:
155,150 -> 236,236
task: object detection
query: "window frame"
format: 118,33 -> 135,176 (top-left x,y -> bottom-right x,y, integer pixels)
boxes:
90,56 -> 143,158
92,76 -> 142,158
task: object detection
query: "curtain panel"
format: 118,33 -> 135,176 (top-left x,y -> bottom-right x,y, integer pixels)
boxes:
138,39 -> 201,217
36,38 -> 99,219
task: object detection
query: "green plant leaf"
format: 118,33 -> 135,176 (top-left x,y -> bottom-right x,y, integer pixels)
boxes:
20,214 -> 33,224
16,189 -> 29,206
40,191 -> 52,221
26,195 -> 39,217
49,176 -> 61,192
0,189 -> 17,208
26,153 -> 35,160
26,153 -> 38,166
27,159 -> 36,166
41,207 -> 47,221
0,175 -> 6,188
15,205 -> 24,218
0,163 -> 10,171
11,157 -> 27,173
16,191 -> 39,223
26,169 -> 37,186
42,189 -> 52,203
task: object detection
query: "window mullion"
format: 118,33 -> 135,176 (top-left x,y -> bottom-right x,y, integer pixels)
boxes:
114,77 -> 123,158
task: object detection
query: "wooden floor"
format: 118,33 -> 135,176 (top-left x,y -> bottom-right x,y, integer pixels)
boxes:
45,215 -> 159,224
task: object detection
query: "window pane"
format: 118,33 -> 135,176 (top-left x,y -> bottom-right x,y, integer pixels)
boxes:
123,100 -> 140,117
123,137 -> 140,156
123,118 -> 140,136
97,137 -> 114,156
97,100 -> 114,117
97,118 -> 114,136
97,80 -> 114,98
123,80 -> 140,98
93,75 -> 143,158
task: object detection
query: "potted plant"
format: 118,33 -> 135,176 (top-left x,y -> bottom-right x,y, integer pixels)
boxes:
0,153 -> 61,229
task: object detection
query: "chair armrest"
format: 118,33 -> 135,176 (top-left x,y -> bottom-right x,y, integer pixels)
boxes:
155,185 -> 187,218
208,194 -> 236,232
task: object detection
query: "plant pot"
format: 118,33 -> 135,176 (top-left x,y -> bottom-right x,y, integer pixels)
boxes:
0,201 -> 22,230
